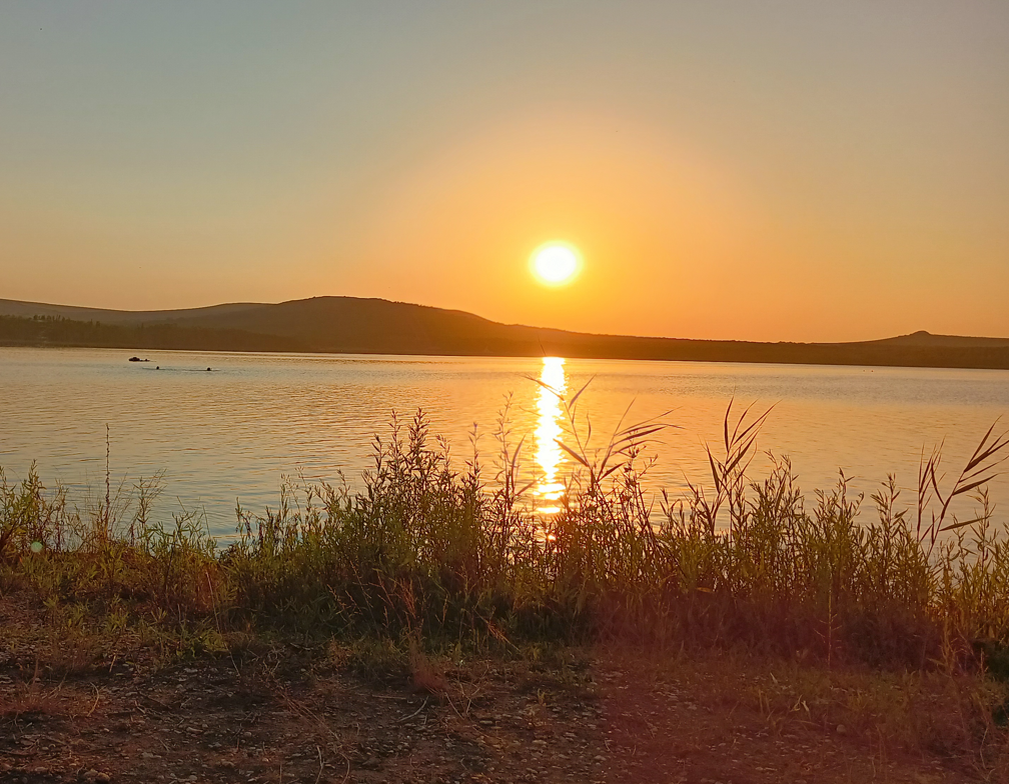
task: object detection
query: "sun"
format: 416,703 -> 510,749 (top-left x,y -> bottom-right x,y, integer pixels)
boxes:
530,242 -> 582,287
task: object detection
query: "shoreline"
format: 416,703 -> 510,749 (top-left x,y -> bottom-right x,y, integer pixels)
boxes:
4,411 -> 1009,779
6,339 -> 1009,374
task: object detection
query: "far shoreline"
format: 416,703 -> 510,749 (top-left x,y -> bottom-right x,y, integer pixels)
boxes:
4,296 -> 1009,371
5,337 -> 1009,374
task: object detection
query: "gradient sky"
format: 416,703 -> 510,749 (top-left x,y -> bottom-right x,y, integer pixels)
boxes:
2,2 -> 1007,342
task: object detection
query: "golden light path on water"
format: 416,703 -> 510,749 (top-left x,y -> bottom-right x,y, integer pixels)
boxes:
534,357 -> 567,514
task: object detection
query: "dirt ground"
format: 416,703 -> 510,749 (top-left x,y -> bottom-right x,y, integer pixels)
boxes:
0,596 -> 996,784
2,651 -> 990,784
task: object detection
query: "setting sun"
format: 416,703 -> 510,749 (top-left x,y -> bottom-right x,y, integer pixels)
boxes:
530,242 -> 582,287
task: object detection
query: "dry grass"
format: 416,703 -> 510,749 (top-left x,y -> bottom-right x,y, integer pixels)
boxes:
2,402 -> 1009,674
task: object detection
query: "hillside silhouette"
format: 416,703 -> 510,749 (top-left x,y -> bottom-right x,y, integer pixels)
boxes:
3,296 -> 1009,370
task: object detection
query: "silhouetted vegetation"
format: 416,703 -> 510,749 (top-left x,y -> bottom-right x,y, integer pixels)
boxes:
0,314 -> 297,352
3,401 -> 1009,674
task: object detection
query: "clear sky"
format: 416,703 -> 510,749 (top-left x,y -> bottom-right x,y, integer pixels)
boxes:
2,1 -> 1007,341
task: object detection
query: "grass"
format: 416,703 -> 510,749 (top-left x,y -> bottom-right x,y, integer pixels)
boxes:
2,402 -> 1009,667
7,401 -> 1009,778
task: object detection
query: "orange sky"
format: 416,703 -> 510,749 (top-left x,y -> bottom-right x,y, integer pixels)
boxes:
2,3 -> 1007,342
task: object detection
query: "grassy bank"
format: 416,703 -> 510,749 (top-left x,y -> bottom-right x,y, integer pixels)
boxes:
5,405 -> 1009,780
3,404 -> 1009,668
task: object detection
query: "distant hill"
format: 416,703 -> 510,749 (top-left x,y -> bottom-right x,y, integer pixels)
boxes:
2,296 -> 1009,370
866,330 -> 1009,349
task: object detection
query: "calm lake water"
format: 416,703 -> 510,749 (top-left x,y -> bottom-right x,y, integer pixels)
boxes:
2,346 -> 1008,539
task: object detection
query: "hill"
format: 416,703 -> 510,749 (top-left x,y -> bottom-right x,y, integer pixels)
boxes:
2,296 -> 1009,370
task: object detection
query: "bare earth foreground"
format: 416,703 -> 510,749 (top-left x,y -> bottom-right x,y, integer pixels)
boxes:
2,591 -> 990,784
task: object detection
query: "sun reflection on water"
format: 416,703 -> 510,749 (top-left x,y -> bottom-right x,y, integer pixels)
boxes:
534,357 -> 567,514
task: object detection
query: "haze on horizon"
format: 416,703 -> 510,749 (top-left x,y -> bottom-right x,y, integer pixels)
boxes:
2,2 -> 1007,343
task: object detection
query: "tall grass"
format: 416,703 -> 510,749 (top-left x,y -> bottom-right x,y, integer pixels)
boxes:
2,401 -> 1009,673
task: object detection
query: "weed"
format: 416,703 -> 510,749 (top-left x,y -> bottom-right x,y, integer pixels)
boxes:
2,403 -> 1009,676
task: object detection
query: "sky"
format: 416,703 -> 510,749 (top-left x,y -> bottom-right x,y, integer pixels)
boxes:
1,1 -> 1007,342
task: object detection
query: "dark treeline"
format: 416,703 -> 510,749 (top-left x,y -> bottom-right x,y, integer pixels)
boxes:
0,315 -> 299,353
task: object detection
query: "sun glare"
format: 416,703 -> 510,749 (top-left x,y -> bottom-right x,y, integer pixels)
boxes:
530,242 -> 582,286
534,356 -> 567,515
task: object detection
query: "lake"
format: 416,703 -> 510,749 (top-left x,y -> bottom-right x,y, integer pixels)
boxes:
2,346 -> 1008,539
